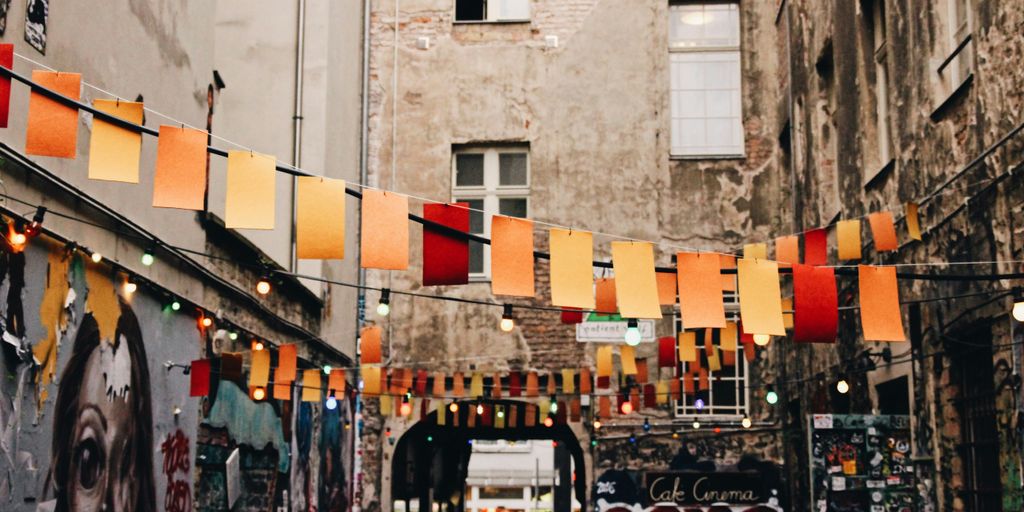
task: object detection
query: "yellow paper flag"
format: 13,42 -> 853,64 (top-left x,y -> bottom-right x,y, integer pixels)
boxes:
837,219 -> 862,260
905,202 -> 921,241
549,229 -> 595,309
561,369 -> 575,393
737,258 -> 786,336
611,241 -> 663,319
249,349 -> 270,388
707,347 -> 721,372
296,177 -> 346,259
620,345 -> 638,375
362,366 -> 381,395
225,151 -> 276,229
782,297 -> 794,329
720,322 -> 738,351
88,100 -> 143,183
743,243 -> 767,260
656,380 -> 669,405
679,331 -> 697,362
301,369 -> 322,402
470,372 -> 484,397
596,345 -> 613,377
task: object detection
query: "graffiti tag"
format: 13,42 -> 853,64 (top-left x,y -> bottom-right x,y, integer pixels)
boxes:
161,429 -> 192,512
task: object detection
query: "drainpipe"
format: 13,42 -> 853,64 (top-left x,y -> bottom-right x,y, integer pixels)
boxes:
290,0 -> 307,273
354,0 -> 372,510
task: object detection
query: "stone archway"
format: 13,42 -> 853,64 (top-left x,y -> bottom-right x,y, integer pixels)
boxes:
390,399 -> 587,512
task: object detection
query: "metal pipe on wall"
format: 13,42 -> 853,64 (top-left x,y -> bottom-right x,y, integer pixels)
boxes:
290,0 -> 307,273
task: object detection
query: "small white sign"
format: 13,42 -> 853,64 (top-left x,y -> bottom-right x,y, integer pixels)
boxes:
226,448 -> 241,508
813,414 -> 834,429
831,476 -> 846,491
576,319 -> 656,342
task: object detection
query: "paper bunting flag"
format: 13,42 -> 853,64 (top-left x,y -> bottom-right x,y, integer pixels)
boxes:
432,372 -> 446,397
546,372 -> 557,395
508,404 -> 518,427
868,211 -> 898,252
491,372 -> 503,398
437,402 -> 446,425
596,345 -> 613,377
301,369 -> 321,402
389,368 -> 404,395
88,100 -> 143,183
656,380 -> 669,405
560,307 -> 584,324
525,404 -> 537,427
707,348 -> 721,372
561,369 -> 575,393
153,126 -> 208,210
776,235 -> 800,266
509,371 -> 522,396
658,336 -> 676,368
636,359 -> 649,384
273,367 -> 292,400
360,326 -> 382,364
737,258 -> 786,336
579,368 -> 592,394
0,44 -> 12,128
360,190 -> 409,270
452,372 -> 465,397
644,384 -> 656,408
859,265 -> 906,341
416,369 -> 429,396
470,372 -> 484,397
598,396 -> 611,419
225,151 -> 276,229
26,71 -> 81,158
220,353 -> 243,384
630,388 -> 641,412
491,216 -> 535,296
721,322 -> 738,351
570,399 -> 581,422
679,331 -> 697,362
189,359 -> 211,397
720,255 -> 737,291
722,349 -> 736,366
525,372 -> 539,397
782,297 -> 794,329
620,345 -> 638,375
595,277 -> 617,314
677,252 -> 727,328
423,203 -> 470,285
611,241 -> 663,319
837,219 -> 862,260
698,368 -> 710,391
905,202 -> 921,240
804,228 -> 828,266
743,243 -> 767,260
683,372 -> 695,394
670,377 -> 681,401
656,271 -> 677,305
249,349 -> 270,389
549,229 -> 595,309
296,177 -> 346,259
329,369 -> 347,397
792,264 -> 837,343
466,404 -> 477,427
275,344 -> 297,383
597,375 -> 610,389
361,366 -> 381,395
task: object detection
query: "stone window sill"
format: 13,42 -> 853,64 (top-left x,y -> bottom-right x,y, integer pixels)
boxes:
930,73 -> 974,122
670,153 -> 747,162
453,19 -> 530,25
863,158 -> 896,188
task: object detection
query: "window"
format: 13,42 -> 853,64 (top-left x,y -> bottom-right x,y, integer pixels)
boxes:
674,288 -> 748,418
454,0 -> 530,23
933,0 -> 973,107
452,145 -> 530,278
669,2 -> 744,157
866,0 -> 893,180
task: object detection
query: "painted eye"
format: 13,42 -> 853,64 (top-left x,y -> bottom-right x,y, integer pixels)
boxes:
75,437 -> 104,490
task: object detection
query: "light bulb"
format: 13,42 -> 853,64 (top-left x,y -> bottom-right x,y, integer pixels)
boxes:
449,402 -> 459,413
476,404 -> 484,415
695,398 -> 705,410
497,409 -> 505,418
10,232 -> 26,246
141,249 -> 154,267
253,341 -> 264,351
255,278 -> 272,296
620,401 -> 633,415
400,401 -> 412,416
123,280 -> 137,295
252,387 -> 266,401
624,318 -> 641,346
692,420 -> 700,430
376,302 -> 391,316
642,418 -> 651,432
1013,301 -> 1024,322
173,406 -> 182,416
500,304 -> 515,332
90,252 -> 103,263
170,300 -> 181,311
323,365 -> 332,375
593,420 -> 601,430
836,379 -> 850,394
426,435 -> 433,442
765,390 -> 779,405
628,433 -> 636,443
672,431 -> 679,439
229,331 -> 239,341
741,416 -> 752,429
549,400 -> 558,413
544,416 -> 554,427
326,397 -> 338,410
377,289 -> 391,317
201,317 -> 213,328
753,334 -> 770,346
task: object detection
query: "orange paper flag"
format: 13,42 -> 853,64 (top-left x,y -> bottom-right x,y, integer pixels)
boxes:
737,258 -> 786,336
611,241 -> 662,319
277,344 -> 297,383
249,348 -> 270,388
549,229 -> 595,309
360,326 -> 382,364
525,372 -> 539,397
596,345 -> 613,377
88,99 -> 143,183
297,177 -> 346,259
561,369 -> 575,393
720,322 -> 738,351
775,235 -> 800,266
225,151 -> 276,229
620,345 -> 637,375
26,71 -> 81,158
677,252 -> 726,329
302,369 -> 322,402
432,372 -> 446,397
782,297 -> 794,330
579,368 -> 592,394
153,126 -> 208,210
868,211 -> 898,252
329,369 -> 347,397
720,254 -> 737,292
491,216 -> 535,297
905,202 -> 921,241
837,219 -> 862,260
679,331 -> 697,362
452,372 -> 465,397
743,243 -> 767,260
598,396 -> 611,419
858,265 -> 906,341
656,271 -> 677,305
360,190 -> 409,270
595,278 -> 617,314
273,367 -> 292,400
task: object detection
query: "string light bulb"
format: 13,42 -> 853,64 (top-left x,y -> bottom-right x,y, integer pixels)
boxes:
123,277 -> 137,295
323,365 -> 332,375
377,288 -> 391,317
694,398 -> 705,410
549,399 -> 558,414
765,386 -> 779,405
593,419 -> 602,430
620,400 -> 633,415
252,340 -> 265,351
544,415 -> 554,427
476,403 -> 484,415
229,331 -> 239,341
642,418 -> 651,432
400,396 -> 412,416
836,378 -> 850,394
326,397 -> 338,410
741,416 -> 752,429
449,402 -> 459,413
9,229 -> 25,246
255,275 -> 272,296
26,206 -> 46,238
201,315 -> 213,328
90,251 -> 103,263
624,318 -> 642,346
628,432 -> 636,443
692,420 -> 700,430
500,304 -> 515,332
1013,294 -> 1024,322
170,300 -> 181,311
753,334 -> 771,346
141,247 -> 155,267
497,408 -> 505,419
252,387 -> 266,401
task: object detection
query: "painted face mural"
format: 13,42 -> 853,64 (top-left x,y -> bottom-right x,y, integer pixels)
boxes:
47,303 -> 156,512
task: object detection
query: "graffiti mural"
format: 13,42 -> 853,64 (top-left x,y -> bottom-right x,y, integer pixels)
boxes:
162,429 -> 192,512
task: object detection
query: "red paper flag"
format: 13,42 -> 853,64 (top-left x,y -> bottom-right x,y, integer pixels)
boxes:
804,228 -> 828,266
792,264 -> 838,343
509,372 -> 522,397
423,203 -> 469,285
560,308 -> 584,324
190,359 -> 211,397
415,369 -> 428,395
0,44 -> 12,128
597,376 -> 610,389
657,336 -> 676,368
643,383 -> 657,408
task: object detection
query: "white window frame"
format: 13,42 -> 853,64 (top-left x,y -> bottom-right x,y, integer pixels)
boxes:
932,0 -> 973,110
453,0 -> 531,23
452,146 -> 530,280
673,286 -> 749,420
669,2 -> 745,159
868,0 -> 893,181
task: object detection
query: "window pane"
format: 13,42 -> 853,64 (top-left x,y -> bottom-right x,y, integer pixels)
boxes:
455,154 -> 484,187
469,241 -> 484,274
670,51 -> 743,156
499,153 -> 528,186
499,198 -> 527,218
455,0 -> 485,21
669,3 -> 740,49
457,199 -> 484,233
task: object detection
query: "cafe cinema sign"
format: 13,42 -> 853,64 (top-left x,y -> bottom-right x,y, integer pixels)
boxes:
644,472 -> 765,505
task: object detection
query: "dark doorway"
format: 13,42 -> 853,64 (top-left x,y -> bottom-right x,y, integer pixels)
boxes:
875,376 -> 910,415
951,328 -> 1003,511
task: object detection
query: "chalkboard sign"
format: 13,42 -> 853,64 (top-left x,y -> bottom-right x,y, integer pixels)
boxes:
643,471 -> 768,506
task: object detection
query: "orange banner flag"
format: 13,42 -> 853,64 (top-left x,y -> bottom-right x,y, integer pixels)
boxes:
858,265 -> 906,341
88,99 -> 143,183
611,241 -> 662,319
329,369 -> 347,397
301,369 -> 322,402
26,71 -> 81,158
491,216 -> 535,297
525,372 -> 539,397
678,331 -> 697,362
720,254 -> 737,292
775,235 -> 800,266
656,271 -> 677,305
153,125 -> 208,210
720,322 -> 738,351
677,252 -> 727,329
868,211 -> 898,252
596,345 -> 613,377
452,372 -> 465,397
579,368 -> 592,394
249,349 -> 270,389
360,190 -> 409,270
737,258 -> 786,336
360,326 -> 382,364
549,229 -> 595,309
277,344 -> 297,383
361,366 -> 381,395
620,345 -> 638,375
296,177 -> 346,259
273,368 -> 292,400
905,202 -> 922,240
595,277 -> 617,314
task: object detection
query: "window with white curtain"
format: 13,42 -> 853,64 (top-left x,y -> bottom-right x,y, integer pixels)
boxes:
669,2 -> 744,157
